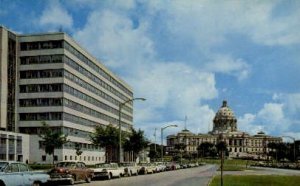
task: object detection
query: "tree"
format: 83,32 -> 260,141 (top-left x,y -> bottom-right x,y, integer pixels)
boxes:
90,124 -> 124,162
198,142 -> 214,158
174,143 -> 186,164
123,128 -> 148,161
39,122 -> 68,165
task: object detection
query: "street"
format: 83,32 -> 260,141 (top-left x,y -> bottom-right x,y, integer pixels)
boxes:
77,164 -> 218,186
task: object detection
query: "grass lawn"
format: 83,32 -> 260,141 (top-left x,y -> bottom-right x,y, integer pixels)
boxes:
202,159 -> 253,171
210,175 -> 300,186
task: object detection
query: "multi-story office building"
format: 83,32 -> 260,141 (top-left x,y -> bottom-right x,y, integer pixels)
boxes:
0,26 -> 133,164
167,101 -> 282,159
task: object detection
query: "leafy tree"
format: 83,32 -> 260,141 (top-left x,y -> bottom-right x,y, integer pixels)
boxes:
39,122 -> 68,165
123,128 -> 148,161
174,143 -> 186,163
198,142 -> 214,157
149,144 -> 161,160
90,124 -> 125,162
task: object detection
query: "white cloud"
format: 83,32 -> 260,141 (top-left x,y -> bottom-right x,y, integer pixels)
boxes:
74,10 -> 154,69
273,93 -> 300,115
39,0 -> 73,30
258,103 -> 284,123
205,54 -> 251,81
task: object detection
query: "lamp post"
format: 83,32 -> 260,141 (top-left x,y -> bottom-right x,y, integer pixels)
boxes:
161,124 -> 178,162
282,136 -> 296,162
119,97 -> 146,163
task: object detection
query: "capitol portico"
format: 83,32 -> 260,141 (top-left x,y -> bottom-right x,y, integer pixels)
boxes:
166,101 -> 282,159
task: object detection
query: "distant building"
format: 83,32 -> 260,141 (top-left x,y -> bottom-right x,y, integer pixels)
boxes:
0,26 -> 133,164
167,100 -> 282,159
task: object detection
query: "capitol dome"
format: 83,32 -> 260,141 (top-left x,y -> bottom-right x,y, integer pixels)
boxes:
212,100 -> 237,134
214,101 -> 236,120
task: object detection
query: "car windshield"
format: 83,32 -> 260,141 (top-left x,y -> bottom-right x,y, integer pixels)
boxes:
0,162 -> 8,172
56,162 -> 76,168
95,164 -> 111,168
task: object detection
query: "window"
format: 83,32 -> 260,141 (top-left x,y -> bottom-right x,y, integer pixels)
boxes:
42,155 -> 46,161
54,156 -> 58,161
18,163 -> 28,172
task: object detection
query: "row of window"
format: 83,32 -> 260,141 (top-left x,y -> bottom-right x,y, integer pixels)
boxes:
20,40 -> 63,51
64,56 -> 130,102
64,84 -> 132,122
19,98 -> 63,107
64,99 -> 126,127
63,112 -> 102,127
64,112 -> 131,130
19,112 -> 62,121
62,127 -> 91,139
40,155 -> 105,162
64,155 -> 104,162
20,69 -> 63,79
63,142 -> 100,151
20,55 -> 63,65
64,41 -> 132,97
64,70 -> 132,113
20,83 -> 63,93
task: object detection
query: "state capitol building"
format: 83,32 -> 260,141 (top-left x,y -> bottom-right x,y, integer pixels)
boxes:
167,101 -> 282,159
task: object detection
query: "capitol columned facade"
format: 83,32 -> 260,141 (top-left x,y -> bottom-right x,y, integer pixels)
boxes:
167,101 -> 282,159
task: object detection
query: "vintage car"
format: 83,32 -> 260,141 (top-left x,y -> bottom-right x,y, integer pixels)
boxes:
48,161 -> 93,185
138,163 -> 156,174
0,161 -> 49,186
92,163 -> 124,180
119,162 -> 139,176
154,162 -> 166,172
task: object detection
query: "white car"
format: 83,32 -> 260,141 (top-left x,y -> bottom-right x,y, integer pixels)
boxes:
0,161 -> 49,186
92,163 -> 124,180
154,162 -> 166,172
120,162 -> 139,176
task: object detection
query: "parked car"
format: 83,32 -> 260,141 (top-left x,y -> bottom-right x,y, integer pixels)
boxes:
119,162 -> 139,176
0,161 -> 49,186
92,163 -> 124,180
154,162 -> 166,172
166,162 -> 177,171
48,161 -> 93,185
138,163 -> 156,174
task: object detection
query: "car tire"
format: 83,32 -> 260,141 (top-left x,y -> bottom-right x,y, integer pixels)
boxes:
69,177 -> 75,185
86,176 -> 92,183
32,181 -> 41,186
107,173 -> 112,180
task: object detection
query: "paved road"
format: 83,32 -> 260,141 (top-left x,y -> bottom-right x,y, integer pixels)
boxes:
76,164 -> 218,186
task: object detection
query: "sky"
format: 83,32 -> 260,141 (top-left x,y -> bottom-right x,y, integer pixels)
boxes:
1,0 -> 300,142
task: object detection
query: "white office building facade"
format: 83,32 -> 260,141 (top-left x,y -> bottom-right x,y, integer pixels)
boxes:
0,26 -> 133,164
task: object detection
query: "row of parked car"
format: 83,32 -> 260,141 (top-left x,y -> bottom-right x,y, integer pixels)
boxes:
0,160 -> 201,186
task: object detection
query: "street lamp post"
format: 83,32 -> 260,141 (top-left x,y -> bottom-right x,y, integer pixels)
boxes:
161,124 -> 178,162
119,97 -> 146,163
282,136 -> 296,162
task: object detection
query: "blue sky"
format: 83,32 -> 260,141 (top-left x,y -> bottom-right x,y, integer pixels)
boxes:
1,0 -> 300,141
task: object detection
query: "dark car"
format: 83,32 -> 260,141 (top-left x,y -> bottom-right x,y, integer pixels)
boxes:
48,161 -> 93,185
